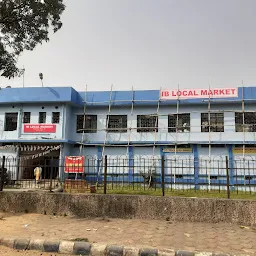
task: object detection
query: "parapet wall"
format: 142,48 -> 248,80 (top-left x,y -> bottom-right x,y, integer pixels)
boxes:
0,192 -> 255,225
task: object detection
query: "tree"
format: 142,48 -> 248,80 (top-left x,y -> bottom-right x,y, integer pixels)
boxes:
0,0 -> 65,78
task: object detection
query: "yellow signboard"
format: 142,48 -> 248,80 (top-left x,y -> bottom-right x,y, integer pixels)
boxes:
162,148 -> 193,153
233,148 -> 256,154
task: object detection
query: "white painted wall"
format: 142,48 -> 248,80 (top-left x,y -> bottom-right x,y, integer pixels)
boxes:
67,103 -> 256,144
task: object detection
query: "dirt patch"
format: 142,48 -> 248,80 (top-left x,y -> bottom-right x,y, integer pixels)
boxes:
0,213 -> 256,255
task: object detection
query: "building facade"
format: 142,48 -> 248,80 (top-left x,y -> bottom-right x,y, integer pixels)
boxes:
0,86 -> 255,186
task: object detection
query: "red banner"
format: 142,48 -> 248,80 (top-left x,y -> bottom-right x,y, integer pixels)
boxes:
24,124 -> 56,133
65,156 -> 84,173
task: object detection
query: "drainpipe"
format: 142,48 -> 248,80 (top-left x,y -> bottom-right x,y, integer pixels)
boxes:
62,105 -> 66,139
18,107 -> 23,139
16,145 -> 20,180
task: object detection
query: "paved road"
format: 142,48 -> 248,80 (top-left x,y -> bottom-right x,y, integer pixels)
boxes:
0,213 -> 255,255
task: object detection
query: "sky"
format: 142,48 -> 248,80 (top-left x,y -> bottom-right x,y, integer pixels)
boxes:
1,0 -> 256,91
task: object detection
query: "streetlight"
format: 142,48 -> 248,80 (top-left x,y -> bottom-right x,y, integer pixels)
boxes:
39,73 -> 44,87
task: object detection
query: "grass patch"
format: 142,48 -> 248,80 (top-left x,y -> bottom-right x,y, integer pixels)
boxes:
96,185 -> 256,200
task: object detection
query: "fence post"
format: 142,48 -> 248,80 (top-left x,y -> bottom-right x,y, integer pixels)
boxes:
225,156 -> 230,199
0,156 -> 6,191
104,155 -> 107,194
49,157 -> 53,192
161,155 -> 165,196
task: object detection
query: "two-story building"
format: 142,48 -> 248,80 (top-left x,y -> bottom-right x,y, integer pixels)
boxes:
0,86 -> 255,183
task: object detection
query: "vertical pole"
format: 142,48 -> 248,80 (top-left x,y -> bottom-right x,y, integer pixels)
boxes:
242,82 -> 245,160
127,86 -> 134,182
128,146 -> 133,182
208,84 -> 211,191
226,156 -> 230,199
80,85 -> 88,156
98,85 -> 113,186
193,145 -> 199,190
161,155 -> 165,196
22,67 -> 25,88
49,157 -> 53,192
104,155 -> 107,194
227,145 -> 234,190
0,156 -> 6,191
175,84 -> 180,158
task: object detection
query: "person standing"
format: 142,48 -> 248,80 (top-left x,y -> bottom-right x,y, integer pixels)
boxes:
34,165 -> 42,184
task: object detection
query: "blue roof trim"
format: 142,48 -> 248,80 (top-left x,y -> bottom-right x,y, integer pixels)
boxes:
0,87 -> 74,104
80,86 -> 256,106
0,139 -> 76,144
77,141 -> 256,145
1,86 -> 256,106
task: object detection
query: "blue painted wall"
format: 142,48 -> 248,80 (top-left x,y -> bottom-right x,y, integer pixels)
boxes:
67,103 -> 256,145
0,103 -> 65,141
0,86 -> 256,158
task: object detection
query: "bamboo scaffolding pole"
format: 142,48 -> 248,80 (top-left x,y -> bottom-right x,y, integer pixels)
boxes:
242,81 -> 245,160
79,85 -> 87,156
96,85 -> 113,186
208,84 -> 211,191
76,122 -> 256,132
126,86 -> 134,157
174,85 -> 180,189
149,88 -> 161,189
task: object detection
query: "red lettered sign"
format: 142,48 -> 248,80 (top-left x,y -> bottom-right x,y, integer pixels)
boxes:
65,156 -> 84,173
160,88 -> 238,100
24,124 -> 56,133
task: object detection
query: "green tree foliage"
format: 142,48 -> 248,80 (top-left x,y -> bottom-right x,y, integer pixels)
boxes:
0,0 -> 65,78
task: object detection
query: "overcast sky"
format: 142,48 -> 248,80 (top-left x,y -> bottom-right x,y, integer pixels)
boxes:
1,0 -> 256,91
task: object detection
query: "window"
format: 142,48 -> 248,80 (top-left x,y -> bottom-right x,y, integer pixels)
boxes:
76,115 -> 97,133
52,112 -> 60,124
201,113 -> 224,132
201,144 -> 225,148
168,113 -> 190,132
107,115 -> 127,133
23,112 -> 31,123
165,144 -> 191,148
5,113 -> 18,131
137,115 -> 158,132
235,112 -> 256,132
39,112 -> 46,123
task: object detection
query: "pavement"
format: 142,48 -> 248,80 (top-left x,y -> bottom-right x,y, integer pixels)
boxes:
0,213 -> 255,255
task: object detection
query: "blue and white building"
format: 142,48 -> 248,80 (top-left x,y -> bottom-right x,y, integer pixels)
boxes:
0,86 -> 255,188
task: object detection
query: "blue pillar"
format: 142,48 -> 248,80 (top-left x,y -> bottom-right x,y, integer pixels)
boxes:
97,146 -> 102,183
160,146 -> 164,183
227,144 -> 234,191
58,144 -> 64,181
193,144 -> 199,190
128,146 -> 134,182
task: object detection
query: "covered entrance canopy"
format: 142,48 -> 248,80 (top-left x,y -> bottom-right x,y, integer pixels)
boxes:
18,143 -> 61,179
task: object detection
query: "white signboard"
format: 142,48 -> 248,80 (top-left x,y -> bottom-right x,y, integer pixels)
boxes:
160,88 -> 238,100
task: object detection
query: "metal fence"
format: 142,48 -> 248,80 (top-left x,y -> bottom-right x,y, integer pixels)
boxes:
1,155 -> 256,197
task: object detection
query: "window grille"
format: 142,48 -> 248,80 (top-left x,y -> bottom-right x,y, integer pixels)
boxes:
201,113 -> 224,132
235,112 -> 256,132
23,112 -> 31,123
201,144 -> 225,148
107,115 -> 127,133
168,113 -> 190,132
52,112 -> 60,124
39,112 -> 46,123
137,115 -> 158,132
76,115 -> 97,133
5,113 -> 18,131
